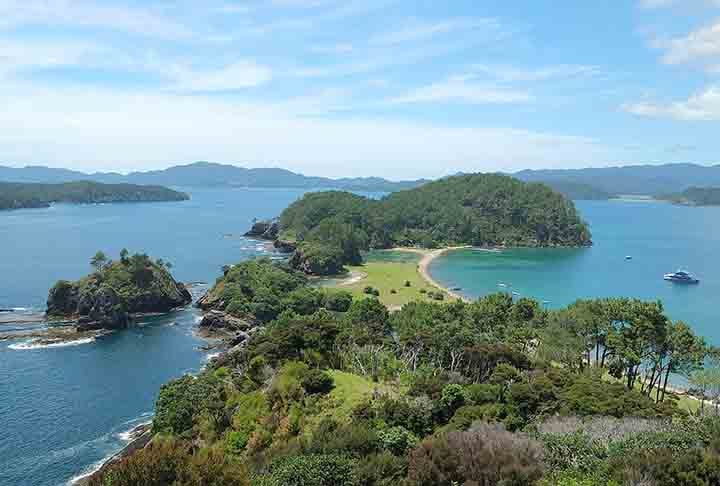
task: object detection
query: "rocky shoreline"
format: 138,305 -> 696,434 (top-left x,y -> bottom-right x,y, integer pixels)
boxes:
73,423 -> 153,486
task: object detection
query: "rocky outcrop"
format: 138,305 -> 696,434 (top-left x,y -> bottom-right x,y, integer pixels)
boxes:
244,219 -> 279,240
47,255 -> 192,330
273,239 -> 296,253
199,310 -> 252,332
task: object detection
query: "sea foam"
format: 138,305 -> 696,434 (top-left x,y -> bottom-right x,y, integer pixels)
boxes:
8,337 -> 95,350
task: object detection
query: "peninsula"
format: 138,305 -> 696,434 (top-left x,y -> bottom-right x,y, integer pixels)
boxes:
659,186 -> 720,206
0,181 -> 188,211
254,173 -> 592,275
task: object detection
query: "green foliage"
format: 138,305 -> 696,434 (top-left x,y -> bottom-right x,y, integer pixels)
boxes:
0,180 -> 188,211
153,374 -> 226,437
278,173 -> 591,274
254,454 -> 359,486
322,290 -> 354,312
88,437 -> 248,486
377,426 -> 418,455
301,369 -> 335,395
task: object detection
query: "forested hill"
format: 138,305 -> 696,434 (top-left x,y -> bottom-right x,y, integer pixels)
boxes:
659,187 -> 720,206
0,181 -> 189,210
276,173 -> 591,275
0,162 -> 426,192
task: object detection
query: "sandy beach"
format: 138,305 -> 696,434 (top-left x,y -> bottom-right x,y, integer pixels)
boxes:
392,246 -> 471,302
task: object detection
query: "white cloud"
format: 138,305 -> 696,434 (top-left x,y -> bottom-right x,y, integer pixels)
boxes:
0,0 -> 191,39
471,64 -> 601,82
390,76 -> 532,105
0,39 -> 102,77
370,18 -> 502,45
0,84 -> 612,178
657,20 -> 720,65
169,61 -> 273,91
623,85 -> 720,120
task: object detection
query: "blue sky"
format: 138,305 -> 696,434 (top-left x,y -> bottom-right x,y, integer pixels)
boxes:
0,0 -> 718,179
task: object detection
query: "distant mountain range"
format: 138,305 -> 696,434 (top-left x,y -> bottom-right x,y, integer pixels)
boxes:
2,161 -> 719,199
0,162 -> 427,193
515,163 -> 720,196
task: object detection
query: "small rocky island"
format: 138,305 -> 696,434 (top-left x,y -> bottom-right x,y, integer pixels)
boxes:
47,250 -> 191,330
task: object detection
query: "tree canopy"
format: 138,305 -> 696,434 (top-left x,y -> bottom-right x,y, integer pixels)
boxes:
278,174 -> 591,275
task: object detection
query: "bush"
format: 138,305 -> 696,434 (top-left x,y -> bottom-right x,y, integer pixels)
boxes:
89,438 -> 249,486
255,454 -> 358,486
404,280 -> 411,287
301,369 -> 335,395
308,419 -> 380,456
408,422 -> 544,486
153,374 -> 224,437
378,426 -> 419,455
363,286 -> 376,295
323,291 -> 353,312
356,451 -> 408,486
419,289 -> 427,294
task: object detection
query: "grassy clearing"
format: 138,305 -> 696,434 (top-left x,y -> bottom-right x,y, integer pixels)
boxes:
336,250 -> 451,308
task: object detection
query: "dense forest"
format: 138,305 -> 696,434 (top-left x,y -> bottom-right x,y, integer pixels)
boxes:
0,181 -> 188,210
277,174 -> 592,274
542,181 -> 613,200
89,258 -> 720,486
660,187 -> 720,206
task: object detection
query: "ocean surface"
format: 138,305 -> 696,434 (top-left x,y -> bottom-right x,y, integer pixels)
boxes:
429,200 -> 720,346
2,193 -> 719,485
0,188 -> 311,486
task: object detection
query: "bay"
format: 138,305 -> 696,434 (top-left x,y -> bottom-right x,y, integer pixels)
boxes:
429,200 -> 720,346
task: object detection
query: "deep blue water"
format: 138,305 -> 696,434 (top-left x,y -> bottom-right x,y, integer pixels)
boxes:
0,188 -> 310,486
2,193 -> 720,486
430,200 -> 720,346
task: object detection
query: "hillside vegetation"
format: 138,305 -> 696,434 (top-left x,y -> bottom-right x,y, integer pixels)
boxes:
660,186 -> 720,206
0,181 -> 188,210
47,250 -> 191,329
278,173 -> 591,275
90,258 -> 720,486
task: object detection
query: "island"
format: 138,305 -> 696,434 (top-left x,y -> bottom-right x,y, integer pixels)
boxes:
659,186 -> 720,206
0,181 -> 189,211
252,173 -> 592,275
47,250 -> 191,330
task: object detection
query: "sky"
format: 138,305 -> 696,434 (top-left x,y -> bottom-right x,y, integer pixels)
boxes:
0,0 -> 719,179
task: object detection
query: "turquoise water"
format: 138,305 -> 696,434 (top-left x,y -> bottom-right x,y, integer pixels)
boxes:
429,200 -> 720,346
0,188 -> 310,486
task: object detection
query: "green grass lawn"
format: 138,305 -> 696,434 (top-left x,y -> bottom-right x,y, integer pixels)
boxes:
336,250 -> 451,308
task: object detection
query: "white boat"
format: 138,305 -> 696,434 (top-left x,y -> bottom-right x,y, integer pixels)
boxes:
663,270 -> 699,284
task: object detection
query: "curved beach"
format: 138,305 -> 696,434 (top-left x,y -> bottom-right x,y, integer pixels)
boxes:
393,247 -> 471,302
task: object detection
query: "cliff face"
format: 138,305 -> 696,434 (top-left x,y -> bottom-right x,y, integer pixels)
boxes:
47,255 -> 191,330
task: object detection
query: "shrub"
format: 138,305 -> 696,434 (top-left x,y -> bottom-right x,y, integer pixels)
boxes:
89,438 -> 249,486
255,454 -> 358,486
404,280 -> 411,287
323,291 -> 353,312
419,288 -> 427,294
153,374 -> 223,437
390,289 -> 397,294
301,369 -> 335,395
408,422 -> 544,486
308,419 -> 380,456
363,286 -> 376,295
378,426 -> 419,455
356,451 -> 408,486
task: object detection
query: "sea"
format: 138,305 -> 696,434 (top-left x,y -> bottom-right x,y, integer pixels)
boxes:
1,191 -> 719,485
430,200 -> 720,347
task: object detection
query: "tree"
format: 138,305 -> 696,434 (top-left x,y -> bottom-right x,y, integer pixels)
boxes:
90,250 -> 108,272
120,248 -> 129,263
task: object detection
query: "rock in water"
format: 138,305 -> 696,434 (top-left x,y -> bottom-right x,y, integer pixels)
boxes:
244,219 -> 279,240
46,252 -> 192,330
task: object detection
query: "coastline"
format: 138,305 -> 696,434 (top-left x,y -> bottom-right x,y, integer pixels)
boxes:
391,246 -> 471,302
